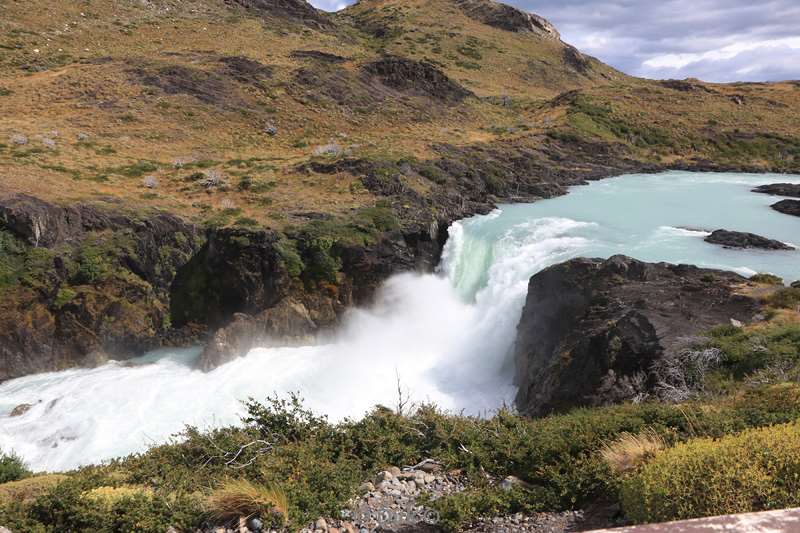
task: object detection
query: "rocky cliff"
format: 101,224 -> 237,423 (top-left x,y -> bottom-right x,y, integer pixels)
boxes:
513,256 -> 759,416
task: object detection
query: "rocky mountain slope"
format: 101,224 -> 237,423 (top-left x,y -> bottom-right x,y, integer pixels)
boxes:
1,0 -> 799,380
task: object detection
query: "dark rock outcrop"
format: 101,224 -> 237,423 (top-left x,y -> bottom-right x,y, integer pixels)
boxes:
362,57 -> 473,103
0,194 -> 129,248
513,256 -> 758,416
772,199 -> 800,217
0,195 -> 201,382
456,0 -> 560,39
197,299 -> 320,370
189,223 -> 446,370
752,183 -> 800,198
227,0 -> 333,30
704,229 -> 793,250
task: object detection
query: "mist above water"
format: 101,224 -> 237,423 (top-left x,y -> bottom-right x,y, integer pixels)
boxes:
1,171 -> 798,472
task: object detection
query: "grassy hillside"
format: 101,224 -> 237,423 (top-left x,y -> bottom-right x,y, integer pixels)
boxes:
2,0 -> 796,232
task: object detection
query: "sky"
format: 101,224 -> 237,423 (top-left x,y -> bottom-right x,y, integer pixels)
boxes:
309,0 -> 800,83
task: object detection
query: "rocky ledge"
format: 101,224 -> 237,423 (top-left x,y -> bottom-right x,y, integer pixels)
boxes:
772,199 -> 800,218
513,255 -> 758,416
704,229 -> 793,250
752,183 -> 800,198
199,463 -> 584,533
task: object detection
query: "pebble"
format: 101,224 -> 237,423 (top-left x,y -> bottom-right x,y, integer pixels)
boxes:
10,134 -> 27,145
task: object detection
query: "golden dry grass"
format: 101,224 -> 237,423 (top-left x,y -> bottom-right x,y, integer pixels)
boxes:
207,478 -> 289,523
600,428 -> 667,475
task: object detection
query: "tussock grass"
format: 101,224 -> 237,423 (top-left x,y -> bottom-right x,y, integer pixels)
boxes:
207,479 -> 288,523
600,428 -> 666,475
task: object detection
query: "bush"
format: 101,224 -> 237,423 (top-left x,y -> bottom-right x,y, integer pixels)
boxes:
6,385 -> 800,531
710,323 -> 800,378
0,452 -> 31,483
750,273 -> 784,285
621,421 -> 800,523
767,288 -> 800,310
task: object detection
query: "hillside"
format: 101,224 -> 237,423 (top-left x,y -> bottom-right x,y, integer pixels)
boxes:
1,0 -> 799,376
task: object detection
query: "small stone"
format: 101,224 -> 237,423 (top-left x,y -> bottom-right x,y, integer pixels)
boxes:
314,519 -> 328,530
10,403 -> 33,417
10,134 -> 27,145
142,176 -> 159,189
730,318 -> 744,328
375,471 -> 393,484
246,517 -> 263,532
41,137 -> 57,149
419,462 -> 441,473
312,143 -> 343,157
388,466 -> 401,476
77,132 -> 90,141
265,123 -> 278,136
423,473 -> 435,484
358,482 -> 374,494
165,527 -> 179,533
327,528 -> 340,533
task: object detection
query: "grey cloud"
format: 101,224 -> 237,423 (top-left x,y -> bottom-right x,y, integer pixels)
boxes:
309,0 -> 800,82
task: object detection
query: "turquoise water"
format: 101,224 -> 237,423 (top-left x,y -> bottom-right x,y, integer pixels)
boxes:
2,171 -> 798,471
448,171 -> 800,300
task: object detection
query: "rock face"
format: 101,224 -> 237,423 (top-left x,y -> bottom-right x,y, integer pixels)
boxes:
704,229 -> 793,250
227,0 -> 333,30
457,0 -> 560,39
0,195 -> 201,382
513,256 -> 758,416
753,183 -> 800,198
362,57 -> 473,103
772,199 -> 800,217
197,299 -> 322,371
191,224 -> 445,370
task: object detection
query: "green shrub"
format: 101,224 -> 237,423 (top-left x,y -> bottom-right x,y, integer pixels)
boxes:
767,288 -> 800,309
7,385 -> 800,531
0,451 -> 30,483
275,239 -> 304,278
621,421 -> 800,523
423,486 -> 542,531
750,273 -> 784,285
710,323 -> 800,377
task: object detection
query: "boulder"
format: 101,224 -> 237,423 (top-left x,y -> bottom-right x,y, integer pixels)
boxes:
362,57 -> 473,103
456,0 -> 560,39
196,298 -> 320,370
772,199 -> 800,217
752,183 -> 800,198
513,255 -> 758,416
704,229 -> 793,250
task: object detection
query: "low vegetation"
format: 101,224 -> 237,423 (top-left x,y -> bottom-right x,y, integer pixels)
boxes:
3,380 -> 800,531
621,421 -> 800,523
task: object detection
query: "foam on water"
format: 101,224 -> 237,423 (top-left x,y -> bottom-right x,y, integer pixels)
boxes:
1,171 -> 799,471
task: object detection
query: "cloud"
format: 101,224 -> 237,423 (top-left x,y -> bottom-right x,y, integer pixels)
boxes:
308,0 -> 800,82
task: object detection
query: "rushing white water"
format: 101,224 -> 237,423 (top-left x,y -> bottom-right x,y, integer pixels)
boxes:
1,171 -> 799,472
